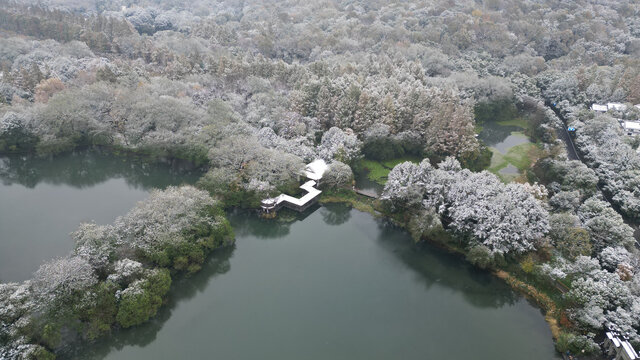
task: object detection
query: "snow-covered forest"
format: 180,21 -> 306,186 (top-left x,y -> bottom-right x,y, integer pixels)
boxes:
1,0 -> 640,358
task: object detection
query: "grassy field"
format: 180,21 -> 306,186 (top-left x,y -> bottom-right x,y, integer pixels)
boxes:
359,156 -> 422,185
487,139 -> 542,182
479,116 -> 540,182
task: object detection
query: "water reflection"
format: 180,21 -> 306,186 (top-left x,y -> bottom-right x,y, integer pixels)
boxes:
0,151 -> 201,282
499,164 -> 520,175
0,150 -> 201,189
62,246 -> 235,360
491,133 -> 530,154
477,121 -> 521,147
353,170 -> 384,196
229,205 -> 321,239
64,204 -> 558,360
252,203 -> 519,310
319,204 -> 352,225
373,221 -> 518,309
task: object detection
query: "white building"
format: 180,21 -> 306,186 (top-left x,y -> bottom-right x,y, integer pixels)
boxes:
623,121 -> 640,136
608,102 -> 628,111
592,104 -> 608,112
604,330 -> 639,360
304,159 -> 328,182
592,103 -> 630,112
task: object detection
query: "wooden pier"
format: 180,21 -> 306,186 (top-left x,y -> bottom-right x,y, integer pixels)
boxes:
354,188 -> 379,199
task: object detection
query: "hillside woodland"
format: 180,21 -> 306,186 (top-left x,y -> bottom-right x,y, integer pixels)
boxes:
1,0 -> 640,358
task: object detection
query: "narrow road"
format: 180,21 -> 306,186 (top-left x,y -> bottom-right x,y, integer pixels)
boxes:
545,102 -> 640,247
545,101 -> 579,161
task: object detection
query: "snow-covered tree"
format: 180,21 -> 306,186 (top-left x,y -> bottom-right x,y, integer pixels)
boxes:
318,127 -> 362,164
32,256 -> 97,303
578,197 -> 635,252
322,161 -> 353,189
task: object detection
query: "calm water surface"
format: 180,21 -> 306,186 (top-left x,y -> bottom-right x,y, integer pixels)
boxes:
0,151 -> 199,282
478,120 -> 533,180
492,132 -> 530,154
69,205 -> 560,360
354,169 -> 383,196
478,120 -> 531,154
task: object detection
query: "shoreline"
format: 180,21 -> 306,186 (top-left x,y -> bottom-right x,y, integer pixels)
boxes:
318,189 -> 565,345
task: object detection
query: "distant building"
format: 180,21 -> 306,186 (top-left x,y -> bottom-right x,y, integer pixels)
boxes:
623,121 -> 640,136
604,329 -> 638,360
592,103 -> 630,112
592,104 -> 608,112
608,103 -> 627,111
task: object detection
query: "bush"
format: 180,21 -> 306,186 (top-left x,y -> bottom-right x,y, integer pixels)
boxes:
407,209 -> 444,242
0,112 -> 38,153
466,245 -> 494,269
474,100 -> 519,124
41,323 -> 61,349
31,347 -> 56,360
555,332 -> 599,355
116,269 -> 171,328
459,145 -> 492,172
146,209 -> 233,273
362,137 -> 405,160
557,228 -> 592,260
116,284 -> 158,328
82,282 -> 118,340
520,255 -> 536,274
197,169 -> 262,208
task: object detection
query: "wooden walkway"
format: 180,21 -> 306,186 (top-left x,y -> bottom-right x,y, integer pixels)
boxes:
261,159 -> 328,213
261,180 -> 321,213
354,188 -> 379,199
260,159 -> 381,213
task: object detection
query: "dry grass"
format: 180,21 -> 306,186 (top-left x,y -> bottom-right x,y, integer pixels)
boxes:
494,270 -> 561,339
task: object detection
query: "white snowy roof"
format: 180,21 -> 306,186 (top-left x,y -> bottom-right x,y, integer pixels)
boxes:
624,121 -> 640,130
614,337 -> 622,348
304,159 -> 328,181
591,104 -> 608,112
608,102 -> 627,111
622,341 -> 639,360
605,331 -> 639,359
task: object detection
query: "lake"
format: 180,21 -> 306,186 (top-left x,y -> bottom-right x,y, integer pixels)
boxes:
0,151 -> 200,282
0,152 -> 560,359
68,206 -> 559,360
